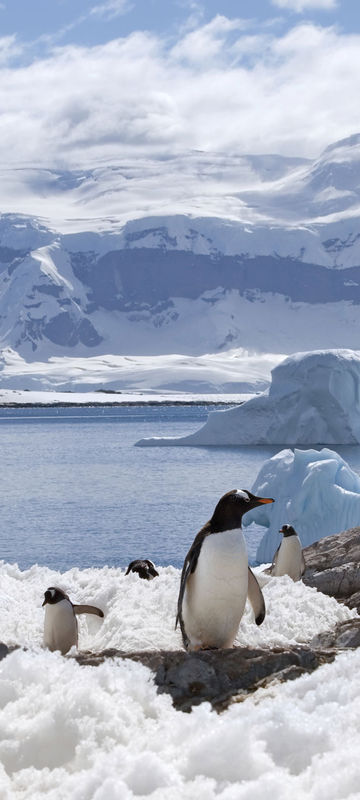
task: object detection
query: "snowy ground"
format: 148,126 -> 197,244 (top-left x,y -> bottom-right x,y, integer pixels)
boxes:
0,561 -> 358,798
0,348 -> 283,396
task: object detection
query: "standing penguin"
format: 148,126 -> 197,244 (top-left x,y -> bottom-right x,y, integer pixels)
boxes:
176,489 -> 274,651
43,587 -> 104,655
270,524 -> 305,581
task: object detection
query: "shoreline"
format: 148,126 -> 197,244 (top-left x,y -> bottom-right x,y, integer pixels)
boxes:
0,390 -> 253,408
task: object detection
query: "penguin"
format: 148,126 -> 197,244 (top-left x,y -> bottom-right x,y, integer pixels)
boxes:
270,524 -> 305,581
176,489 -> 275,651
125,559 -> 159,580
42,586 -> 104,655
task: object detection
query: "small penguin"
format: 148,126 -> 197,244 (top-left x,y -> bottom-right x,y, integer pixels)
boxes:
42,586 -> 104,655
176,489 -> 274,651
270,524 -> 305,581
125,559 -> 159,580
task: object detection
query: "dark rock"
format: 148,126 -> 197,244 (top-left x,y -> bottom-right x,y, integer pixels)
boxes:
0,643 -> 11,661
303,526 -> 360,611
310,618 -> 360,649
75,644 -> 338,712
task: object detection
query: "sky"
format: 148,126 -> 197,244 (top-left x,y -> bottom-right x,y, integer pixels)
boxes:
0,0 -> 359,170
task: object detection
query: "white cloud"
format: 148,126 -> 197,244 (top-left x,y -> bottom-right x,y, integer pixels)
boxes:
0,18 -> 358,175
0,34 -> 24,64
90,0 -> 132,20
171,14 -> 250,64
272,0 -> 337,12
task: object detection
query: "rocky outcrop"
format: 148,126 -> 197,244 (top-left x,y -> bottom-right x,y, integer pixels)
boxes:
75,644 -> 328,711
74,619 -> 360,712
303,526 -> 360,610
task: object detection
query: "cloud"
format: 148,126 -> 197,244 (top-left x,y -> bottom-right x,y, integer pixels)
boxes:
89,0 -> 132,20
0,34 -> 24,64
0,17 -> 359,174
272,0 -> 337,12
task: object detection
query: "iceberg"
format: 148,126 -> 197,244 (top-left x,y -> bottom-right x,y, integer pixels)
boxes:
136,349 -> 360,446
243,447 -> 360,563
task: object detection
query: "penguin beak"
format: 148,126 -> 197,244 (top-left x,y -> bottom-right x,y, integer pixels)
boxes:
256,497 -> 274,504
42,599 -> 47,606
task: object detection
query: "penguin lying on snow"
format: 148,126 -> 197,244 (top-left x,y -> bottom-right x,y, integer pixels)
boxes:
270,524 -> 305,581
125,559 -> 159,580
43,587 -> 104,655
176,489 -> 274,651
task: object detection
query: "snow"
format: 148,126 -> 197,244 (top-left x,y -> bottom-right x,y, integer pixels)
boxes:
136,349 -> 360,446
0,347 -> 282,395
244,447 -> 360,564
0,559 -> 357,798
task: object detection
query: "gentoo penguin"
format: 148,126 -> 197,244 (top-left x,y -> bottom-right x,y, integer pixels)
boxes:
43,587 -> 104,655
125,559 -> 159,580
270,524 -> 305,581
176,489 -> 274,651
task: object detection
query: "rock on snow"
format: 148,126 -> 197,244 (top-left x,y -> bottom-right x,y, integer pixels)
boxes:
243,447 -> 360,563
136,349 -> 360,446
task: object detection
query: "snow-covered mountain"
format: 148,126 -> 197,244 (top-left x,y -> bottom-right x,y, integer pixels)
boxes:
1,134 -> 360,360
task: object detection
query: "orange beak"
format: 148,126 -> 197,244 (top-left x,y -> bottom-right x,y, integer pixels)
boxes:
257,497 -> 275,504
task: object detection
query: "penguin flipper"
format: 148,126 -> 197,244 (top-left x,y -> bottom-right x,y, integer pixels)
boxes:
247,567 -> 266,626
73,604 -> 104,618
176,533 -> 205,650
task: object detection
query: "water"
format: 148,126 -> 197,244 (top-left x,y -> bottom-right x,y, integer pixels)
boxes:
1,404 -> 360,572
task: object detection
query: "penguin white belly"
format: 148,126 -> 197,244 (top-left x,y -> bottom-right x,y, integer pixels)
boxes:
273,536 -> 303,581
183,529 -> 248,650
43,600 -> 78,654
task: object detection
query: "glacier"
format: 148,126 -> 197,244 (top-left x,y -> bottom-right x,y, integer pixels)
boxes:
136,349 -> 360,446
242,447 -> 360,564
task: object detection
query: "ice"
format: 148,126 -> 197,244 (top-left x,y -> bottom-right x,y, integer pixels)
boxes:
136,349 -> 360,446
242,447 -> 360,563
0,559 -> 357,798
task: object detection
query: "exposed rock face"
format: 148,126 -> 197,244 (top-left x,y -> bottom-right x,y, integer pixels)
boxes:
75,644 -> 331,712
303,526 -> 360,610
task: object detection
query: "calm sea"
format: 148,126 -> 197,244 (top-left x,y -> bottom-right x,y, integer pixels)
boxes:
1,404 -> 359,571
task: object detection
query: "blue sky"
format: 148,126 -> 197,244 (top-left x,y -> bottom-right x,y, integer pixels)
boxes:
1,1 -> 359,51
0,0 -> 359,170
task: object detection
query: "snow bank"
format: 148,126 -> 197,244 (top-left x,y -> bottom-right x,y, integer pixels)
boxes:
0,560 -> 358,799
136,349 -> 360,445
243,447 -> 360,563
0,561 -> 353,653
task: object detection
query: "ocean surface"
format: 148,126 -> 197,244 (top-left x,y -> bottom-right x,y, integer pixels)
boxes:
1,403 -> 360,571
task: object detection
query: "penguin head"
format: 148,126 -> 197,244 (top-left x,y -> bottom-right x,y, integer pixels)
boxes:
279,524 -> 297,537
42,587 -> 70,607
125,559 -> 159,580
211,489 -> 274,532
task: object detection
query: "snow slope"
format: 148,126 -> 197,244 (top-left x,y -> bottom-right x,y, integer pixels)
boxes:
1,136 -> 360,360
242,448 -> 360,563
136,350 -> 360,446
0,560 -> 357,798
0,348 -> 283,394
